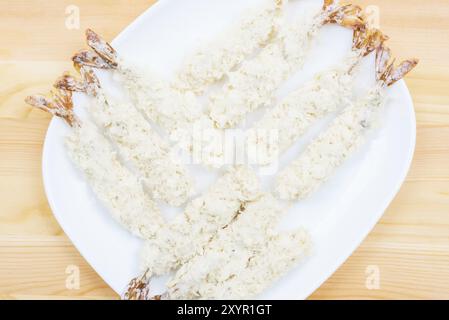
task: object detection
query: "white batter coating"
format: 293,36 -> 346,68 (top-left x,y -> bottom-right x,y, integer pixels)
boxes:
140,166 -> 261,276
65,121 -> 164,239
208,9 -> 323,128
276,86 -> 385,200
114,62 -> 205,142
113,61 -> 229,170
85,89 -> 194,206
229,230 -> 310,298
175,0 -> 283,94
166,193 -> 310,299
82,29 -> 209,150
247,51 -> 360,165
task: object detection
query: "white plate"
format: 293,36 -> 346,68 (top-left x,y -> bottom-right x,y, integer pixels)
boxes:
42,0 -> 416,299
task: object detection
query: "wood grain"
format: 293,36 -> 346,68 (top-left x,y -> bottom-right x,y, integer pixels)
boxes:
1,0 -> 448,300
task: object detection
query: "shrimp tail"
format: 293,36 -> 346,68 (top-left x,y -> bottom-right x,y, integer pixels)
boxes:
375,43 -> 419,87
323,3 -> 365,30
72,49 -> 115,71
54,69 -> 101,97
54,72 -> 87,93
123,269 -> 152,300
353,28 -> 389,57
25,89 -> 78,127
85,29 -> 118,68
150,293 -> 170,300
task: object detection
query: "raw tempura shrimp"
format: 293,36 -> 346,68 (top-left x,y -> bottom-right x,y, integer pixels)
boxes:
208,0 -> 365,129
175,0 -> 285,94
125,192 -> 310,300
25,89 -> 164,239
164,193 -> 310,300
73,30 -> 207,145
126,166 -> 261,295
276,43 -> 418,200
247,26 -> 387,165
55,67 -> 194,206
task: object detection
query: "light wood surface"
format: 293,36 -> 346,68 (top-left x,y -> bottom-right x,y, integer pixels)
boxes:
1,0 -> 448,300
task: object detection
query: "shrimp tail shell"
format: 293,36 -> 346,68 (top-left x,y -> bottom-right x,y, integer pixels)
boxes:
25,89 -> 78,127
323,3 -> 365,30
55,69 -> 101,98
85,29 -> 118,68
353,28 -> 389,57
72,49 -> 115,71
123,269 -> 153,300
375,43 -> 419,87
54,72 -> 87,93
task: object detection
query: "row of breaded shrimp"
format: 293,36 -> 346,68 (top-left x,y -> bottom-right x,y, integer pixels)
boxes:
26,0 -> 417,299
132,1 -> 417,299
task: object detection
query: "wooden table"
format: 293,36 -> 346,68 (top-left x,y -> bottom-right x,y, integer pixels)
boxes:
1,0 -> 448,300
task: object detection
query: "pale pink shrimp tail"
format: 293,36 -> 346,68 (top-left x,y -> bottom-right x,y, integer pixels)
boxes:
123,270 -> 152,300
353,28 -> 389,57
85,29 -> 118,67
72,49 -> 115,71
72,29 -> 117,70
25,89 -> 78,127
54,72 -> 87,93
375,44 -> 419,87
54,69 -> 101,97
122,269 -> 170,300
322,2 -> 365,31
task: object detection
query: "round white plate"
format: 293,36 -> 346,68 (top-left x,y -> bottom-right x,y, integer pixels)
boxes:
42,0 -> 416,299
